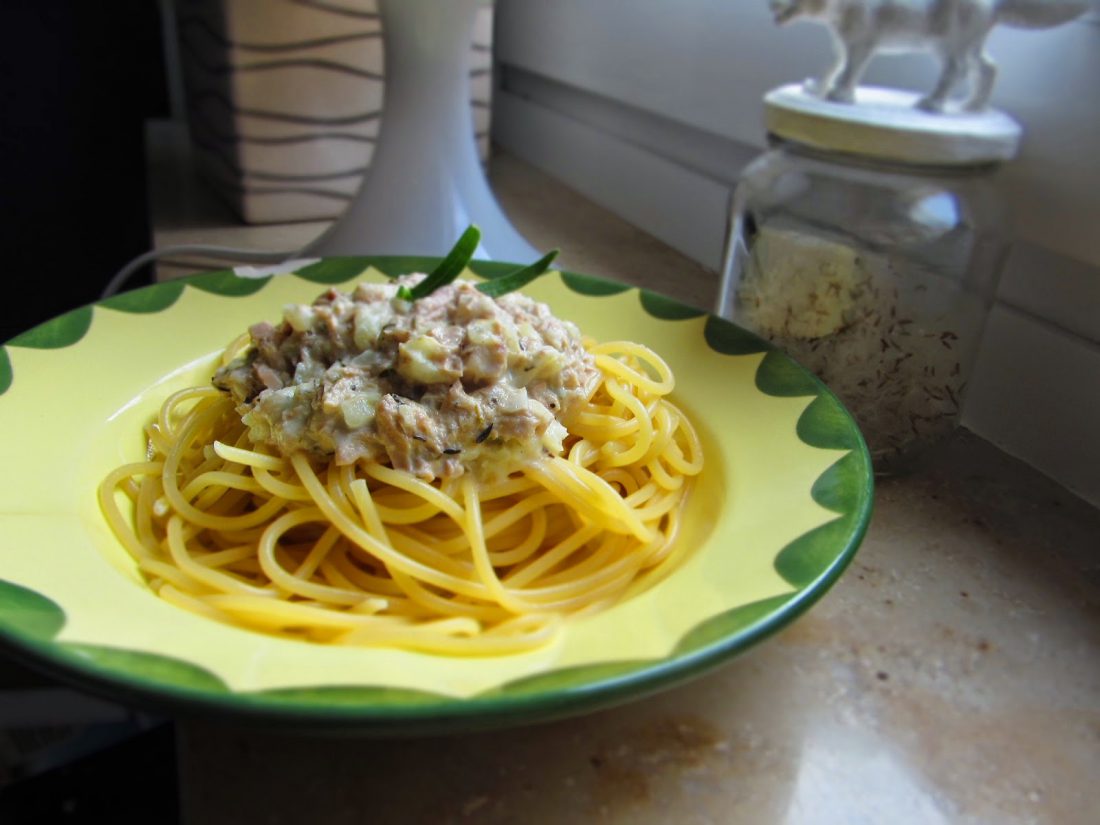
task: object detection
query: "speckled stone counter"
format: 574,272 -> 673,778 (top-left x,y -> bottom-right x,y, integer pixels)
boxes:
162,153 -> 1100,825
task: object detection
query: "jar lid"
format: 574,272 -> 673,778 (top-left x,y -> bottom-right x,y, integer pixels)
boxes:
764,84 -> 1021,166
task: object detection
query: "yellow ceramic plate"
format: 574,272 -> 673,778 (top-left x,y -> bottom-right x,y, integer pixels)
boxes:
0,259 -> 872,733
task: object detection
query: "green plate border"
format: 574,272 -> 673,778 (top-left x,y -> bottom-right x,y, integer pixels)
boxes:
0,258 -> 873,734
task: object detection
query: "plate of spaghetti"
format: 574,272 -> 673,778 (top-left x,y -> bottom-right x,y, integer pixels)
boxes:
0,252 -> 872,732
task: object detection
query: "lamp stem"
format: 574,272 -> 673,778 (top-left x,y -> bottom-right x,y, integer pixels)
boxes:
304,0 -> 537,262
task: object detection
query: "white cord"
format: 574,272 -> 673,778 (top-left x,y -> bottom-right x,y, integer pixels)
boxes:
100,244 -> 300,299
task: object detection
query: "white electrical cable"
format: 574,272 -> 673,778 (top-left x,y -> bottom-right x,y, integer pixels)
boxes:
100,245 -> 300,299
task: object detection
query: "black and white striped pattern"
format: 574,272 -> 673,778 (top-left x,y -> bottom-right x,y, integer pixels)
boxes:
177,0 -> 494,224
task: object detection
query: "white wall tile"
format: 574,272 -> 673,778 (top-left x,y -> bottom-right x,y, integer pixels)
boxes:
494,90 -> 731,271
963,305 -> 1100,506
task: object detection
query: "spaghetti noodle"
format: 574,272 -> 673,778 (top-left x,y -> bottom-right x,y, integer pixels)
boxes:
99,279 -> 703,654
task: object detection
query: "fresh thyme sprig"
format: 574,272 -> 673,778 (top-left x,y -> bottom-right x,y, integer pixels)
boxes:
394,225 -> 560,302
396,225 -> 482,302
476,248 -> 559,298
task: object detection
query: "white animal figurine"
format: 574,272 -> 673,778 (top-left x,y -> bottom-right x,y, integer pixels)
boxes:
768,0 -> 1092,112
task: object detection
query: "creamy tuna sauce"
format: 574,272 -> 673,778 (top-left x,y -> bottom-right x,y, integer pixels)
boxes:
213,275 -> 599,482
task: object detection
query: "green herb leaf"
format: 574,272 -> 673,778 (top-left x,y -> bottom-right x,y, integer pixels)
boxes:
407,225 -> 481,301
477,249 -> 560,298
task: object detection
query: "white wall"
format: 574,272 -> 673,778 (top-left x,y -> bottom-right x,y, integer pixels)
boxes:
492,0 -> 1100,505
495,0 -> 1100,265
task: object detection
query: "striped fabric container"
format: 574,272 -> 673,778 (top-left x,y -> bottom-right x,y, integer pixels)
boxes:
176,0 -> 494,224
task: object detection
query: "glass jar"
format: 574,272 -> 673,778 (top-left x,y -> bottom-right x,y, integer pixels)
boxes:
718,90 -> 1015,473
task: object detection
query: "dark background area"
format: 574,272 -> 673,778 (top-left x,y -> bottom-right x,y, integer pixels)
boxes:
0,3 -> 180,821
0,0 -> 170,341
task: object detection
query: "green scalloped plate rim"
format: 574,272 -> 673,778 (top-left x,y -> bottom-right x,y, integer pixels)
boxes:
0,258 -> 873,734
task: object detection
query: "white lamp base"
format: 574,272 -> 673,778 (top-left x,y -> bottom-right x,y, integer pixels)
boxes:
304,0 -> 537,263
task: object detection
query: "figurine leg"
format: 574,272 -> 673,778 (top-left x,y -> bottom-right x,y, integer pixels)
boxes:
917,55 -> 965,112
825,41 -> 873,104
804,41 -> 845,98
962,49 -> 997,112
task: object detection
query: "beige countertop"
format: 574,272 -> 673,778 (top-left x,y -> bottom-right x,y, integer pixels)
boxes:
157,150 -> 1100,825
